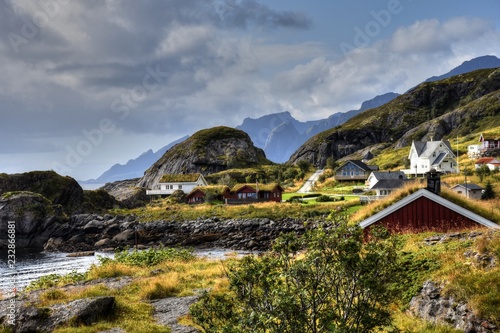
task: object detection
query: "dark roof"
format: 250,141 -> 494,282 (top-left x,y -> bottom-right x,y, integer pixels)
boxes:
370,171 -> 406,180
452,183 -> 483,191
340,160 -> 373,172
362,151 -> 374,160
431,152 -> 447,166
413,140 -> 454,157
371,179 -> 407,190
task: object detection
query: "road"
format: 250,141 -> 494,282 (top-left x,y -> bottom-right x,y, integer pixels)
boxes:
297,169 -> 324,193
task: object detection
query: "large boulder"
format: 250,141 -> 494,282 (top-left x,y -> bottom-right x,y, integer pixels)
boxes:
0,192 -> 68,249
10,297 -> 116,333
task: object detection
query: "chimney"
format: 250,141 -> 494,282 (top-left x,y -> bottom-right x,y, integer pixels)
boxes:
426,168 -> 441,195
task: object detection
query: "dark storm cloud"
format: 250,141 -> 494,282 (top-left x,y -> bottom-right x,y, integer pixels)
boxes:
215,0 -> 312,30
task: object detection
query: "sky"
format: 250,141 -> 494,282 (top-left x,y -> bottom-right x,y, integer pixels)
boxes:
1,0 -> 500,180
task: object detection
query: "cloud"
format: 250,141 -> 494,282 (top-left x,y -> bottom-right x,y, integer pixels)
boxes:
389,17 -> 493,54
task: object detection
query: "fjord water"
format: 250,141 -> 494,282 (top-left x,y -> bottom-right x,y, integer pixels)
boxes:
0,248 -> 248,290
0,249 -> 112,290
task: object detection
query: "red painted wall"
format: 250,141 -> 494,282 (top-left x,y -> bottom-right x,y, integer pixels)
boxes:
365,196 -> 483,234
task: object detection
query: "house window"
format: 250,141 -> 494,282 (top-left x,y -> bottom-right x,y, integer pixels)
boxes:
178,185 -> 183,190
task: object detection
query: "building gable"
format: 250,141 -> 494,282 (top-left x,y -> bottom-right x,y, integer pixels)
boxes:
360,189 -> 499,233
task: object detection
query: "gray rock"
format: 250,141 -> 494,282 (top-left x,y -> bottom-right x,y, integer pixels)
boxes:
112,229 -> 136,243
410,280 -> 497,332
95,238 -> 113,248
151,296 -> 200,332
13,296 -> 115,333
0,193 -> 66,249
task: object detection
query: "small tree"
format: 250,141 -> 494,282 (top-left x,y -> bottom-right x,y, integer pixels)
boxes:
476,165 -> 491,182
297,160 -> 311,173
191,218 -> 399,333
481,181 -> 496,200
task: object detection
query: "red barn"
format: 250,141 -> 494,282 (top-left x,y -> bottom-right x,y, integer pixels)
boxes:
359,189 -> 499,234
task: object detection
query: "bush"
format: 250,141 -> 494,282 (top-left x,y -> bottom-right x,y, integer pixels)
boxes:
192,219 -> 400,333
315,195 -> 333,202
111,247 -> 195,267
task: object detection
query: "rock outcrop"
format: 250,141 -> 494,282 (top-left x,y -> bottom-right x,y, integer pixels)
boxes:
0,192 -> 69,249
409,280 -> 497,333
1,296 -> 115,333
100,178 -> 147,208
138,126 -> 271,189
0,171 -> 84,214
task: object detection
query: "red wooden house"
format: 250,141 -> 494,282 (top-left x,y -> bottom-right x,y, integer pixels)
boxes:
359,189 -> 499,234
186,185 -> 231,204
228,183 -> 284,203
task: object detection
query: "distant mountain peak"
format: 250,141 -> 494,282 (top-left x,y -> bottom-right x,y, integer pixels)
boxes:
425,55 -> 500,83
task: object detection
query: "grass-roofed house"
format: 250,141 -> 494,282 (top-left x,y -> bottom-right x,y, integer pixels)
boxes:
358,172 -> 500,234
186,185 -> 232,204
228,183 -> 284,204
146,173 -> 208,197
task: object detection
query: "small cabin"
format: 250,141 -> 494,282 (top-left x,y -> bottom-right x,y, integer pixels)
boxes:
450,183 -> 483,200
186,185 -> 232,204
228,183 -> 284,204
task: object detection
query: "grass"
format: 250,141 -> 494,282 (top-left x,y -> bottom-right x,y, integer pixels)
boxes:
110,199 -> 360,222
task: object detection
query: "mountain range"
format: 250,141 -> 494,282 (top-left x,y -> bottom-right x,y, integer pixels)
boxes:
86,55 -> 500,184
236,92 -> 399,163
82,135 -> 188,185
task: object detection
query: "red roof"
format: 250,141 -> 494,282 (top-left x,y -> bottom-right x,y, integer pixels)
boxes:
475,157 -> 496,164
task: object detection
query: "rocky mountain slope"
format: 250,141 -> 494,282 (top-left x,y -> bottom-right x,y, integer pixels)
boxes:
237,93 -> 399,162
138,126 -> 271,189
425,55 -> 500,83
288,67 -> 500,167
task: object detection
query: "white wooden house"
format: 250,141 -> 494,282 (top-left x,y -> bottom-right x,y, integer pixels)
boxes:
146,173 -> 208,196
402,140 -> 458,176
365,171 -> 407,197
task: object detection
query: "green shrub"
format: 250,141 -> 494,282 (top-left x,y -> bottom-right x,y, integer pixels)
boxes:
111,247 -> 195,267
315,195 -> 333,202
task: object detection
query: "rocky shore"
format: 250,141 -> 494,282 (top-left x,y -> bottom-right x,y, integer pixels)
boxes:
42,213 -> 317,253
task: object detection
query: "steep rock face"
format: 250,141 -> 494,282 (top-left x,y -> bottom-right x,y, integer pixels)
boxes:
138,126 -> 271,189
0,192 -> 68,249
0,171 -> 83,214
288,68 -> 500,167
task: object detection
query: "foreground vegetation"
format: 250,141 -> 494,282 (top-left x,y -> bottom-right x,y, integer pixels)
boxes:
3,216 -> 498,333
